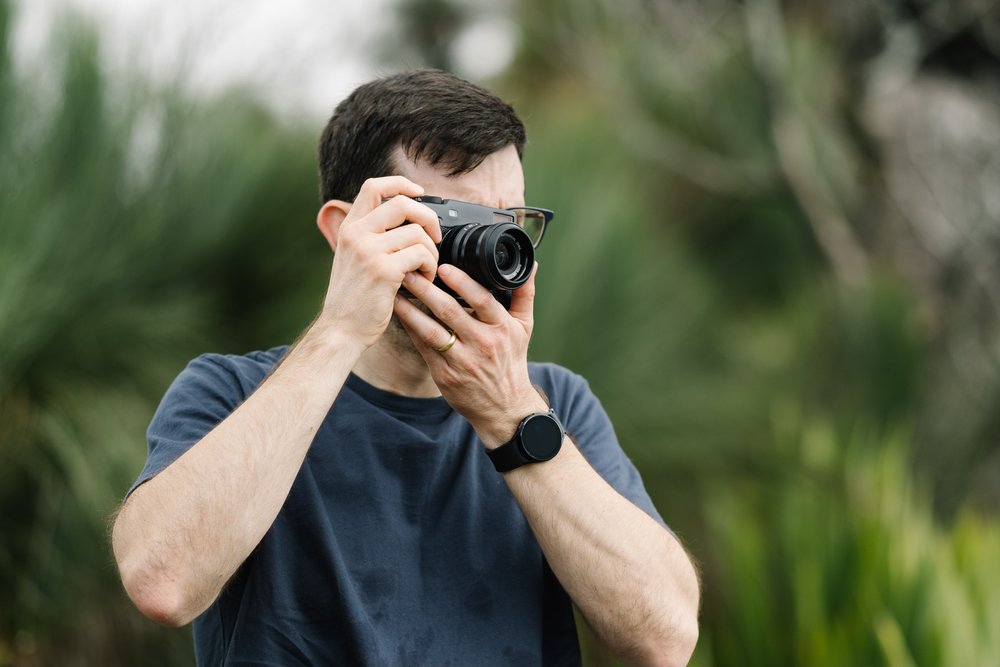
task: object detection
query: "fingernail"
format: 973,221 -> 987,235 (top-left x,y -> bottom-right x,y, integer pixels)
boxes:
403,272 -> 415,285
438,265 -> 452,277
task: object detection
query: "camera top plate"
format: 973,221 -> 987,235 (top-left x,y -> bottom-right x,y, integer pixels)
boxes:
414,196 -> 518,228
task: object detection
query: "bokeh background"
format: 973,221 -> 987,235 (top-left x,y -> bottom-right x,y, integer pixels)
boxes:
2,0 -> 1000,664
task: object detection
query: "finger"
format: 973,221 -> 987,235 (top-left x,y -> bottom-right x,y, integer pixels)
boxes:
393,294 -> 458,354
389,245 -> 438,283
394,316 -> 450,380
394,298 -> 465,378
350,176 -> 425,218
401,272 -> 479,339
436,264 -> 507,324
375,223 -> 440,263
358,195 -> 442,242
507,261 -> 538,324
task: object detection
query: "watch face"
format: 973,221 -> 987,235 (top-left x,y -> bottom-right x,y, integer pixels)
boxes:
520,413 -> 563,461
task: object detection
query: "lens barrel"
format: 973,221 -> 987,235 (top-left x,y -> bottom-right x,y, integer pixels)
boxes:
439,222 -> 534,290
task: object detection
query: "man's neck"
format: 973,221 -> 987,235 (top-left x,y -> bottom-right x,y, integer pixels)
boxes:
351,320 -> 441,398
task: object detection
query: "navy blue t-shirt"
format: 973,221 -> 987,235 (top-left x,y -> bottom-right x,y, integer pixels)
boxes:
131,346 -> 665,666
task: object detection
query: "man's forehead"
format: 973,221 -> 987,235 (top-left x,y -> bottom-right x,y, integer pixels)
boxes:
390,144 -> 525,208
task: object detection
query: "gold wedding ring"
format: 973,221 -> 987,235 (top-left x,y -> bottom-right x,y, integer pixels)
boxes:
435,331 -> 457,353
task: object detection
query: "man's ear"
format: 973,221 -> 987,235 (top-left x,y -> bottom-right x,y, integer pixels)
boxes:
316,200 -> 352,251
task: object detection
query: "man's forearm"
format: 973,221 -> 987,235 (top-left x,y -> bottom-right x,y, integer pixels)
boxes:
504,441 -> 700,667
112,320 -> 363,627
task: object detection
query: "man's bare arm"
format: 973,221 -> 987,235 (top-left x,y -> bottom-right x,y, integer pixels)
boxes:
502,431 -> 700,667
112,323 -> 363,627
112,176 -> 441,627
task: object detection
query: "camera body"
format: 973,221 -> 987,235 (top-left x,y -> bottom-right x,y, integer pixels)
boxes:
413,196 -> 535,308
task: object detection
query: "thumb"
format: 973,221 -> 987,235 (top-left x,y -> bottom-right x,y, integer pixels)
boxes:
508,262 -> 538,325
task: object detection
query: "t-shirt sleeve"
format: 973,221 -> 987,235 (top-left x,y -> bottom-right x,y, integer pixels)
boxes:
126,354 -> 246,498
535,364 -> 669,530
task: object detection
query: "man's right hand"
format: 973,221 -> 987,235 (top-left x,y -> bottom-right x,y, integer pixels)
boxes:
113,177 -> 444,629
319,176 -> 442,349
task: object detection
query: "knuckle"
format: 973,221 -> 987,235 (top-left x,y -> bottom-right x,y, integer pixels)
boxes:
478,338 -> 498,359
391,196 -> 435,229
437,368 -> 460,389
380,197 -> 408,222
470,291 -> 493,311
401,245 -> 422,268
359,177 -> 380,194
438,302 -> 463,322
355,235 -> 377,257
456,356 -> 478,374
338,229 -> 358,249
361,250 -> 389,277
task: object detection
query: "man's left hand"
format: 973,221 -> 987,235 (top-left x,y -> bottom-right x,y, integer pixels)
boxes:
392,263 -> 548,448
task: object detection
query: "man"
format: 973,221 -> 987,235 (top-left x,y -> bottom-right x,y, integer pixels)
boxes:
112,69 -> 700,666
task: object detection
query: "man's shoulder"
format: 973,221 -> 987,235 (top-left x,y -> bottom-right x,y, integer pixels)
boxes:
527,361 -> 594,406
177,345 -> 290,394
527,361 -> 583,388
197,345 -> 290,372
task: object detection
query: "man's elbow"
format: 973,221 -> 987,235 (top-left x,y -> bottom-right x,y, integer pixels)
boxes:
622,615 -> 698,667
116,548 -> 197,628
648,546 -> 702,666
630,592 -> 700,667
651,613 -> 699,667
127,582 -> 194,628
113,526 -> 196,627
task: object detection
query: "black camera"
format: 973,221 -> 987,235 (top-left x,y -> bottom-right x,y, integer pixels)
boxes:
412,196 -> 535,308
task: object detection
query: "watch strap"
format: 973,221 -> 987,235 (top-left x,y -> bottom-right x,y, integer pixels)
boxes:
487,433 -> 534,472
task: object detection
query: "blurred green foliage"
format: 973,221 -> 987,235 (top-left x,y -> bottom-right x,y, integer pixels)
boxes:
3,0 -> 1000,665
702,415 -> 1000,666
0,3 -> 326,663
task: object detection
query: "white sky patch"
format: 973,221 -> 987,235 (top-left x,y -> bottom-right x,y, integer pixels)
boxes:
11,0 -> 392,121
450,15 -> 517,81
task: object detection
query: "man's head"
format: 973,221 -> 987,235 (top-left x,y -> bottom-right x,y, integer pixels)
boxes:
317,69 -> 527,204
315,70 -> 532,357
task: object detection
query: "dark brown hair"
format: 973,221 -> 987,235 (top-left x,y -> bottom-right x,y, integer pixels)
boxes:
317,69 -> 526,202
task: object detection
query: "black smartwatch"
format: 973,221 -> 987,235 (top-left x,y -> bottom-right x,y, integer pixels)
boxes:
486,409 -> 565,473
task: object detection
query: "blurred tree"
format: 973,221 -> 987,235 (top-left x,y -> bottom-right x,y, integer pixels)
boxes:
0,3 -> 326,663
500,0 -> 1000,513
375,0 -> 468,71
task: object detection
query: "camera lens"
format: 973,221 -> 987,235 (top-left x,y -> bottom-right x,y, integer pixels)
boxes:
438,222 -> 534,291
477,224 -> 533,289
494,236 -> 519,273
